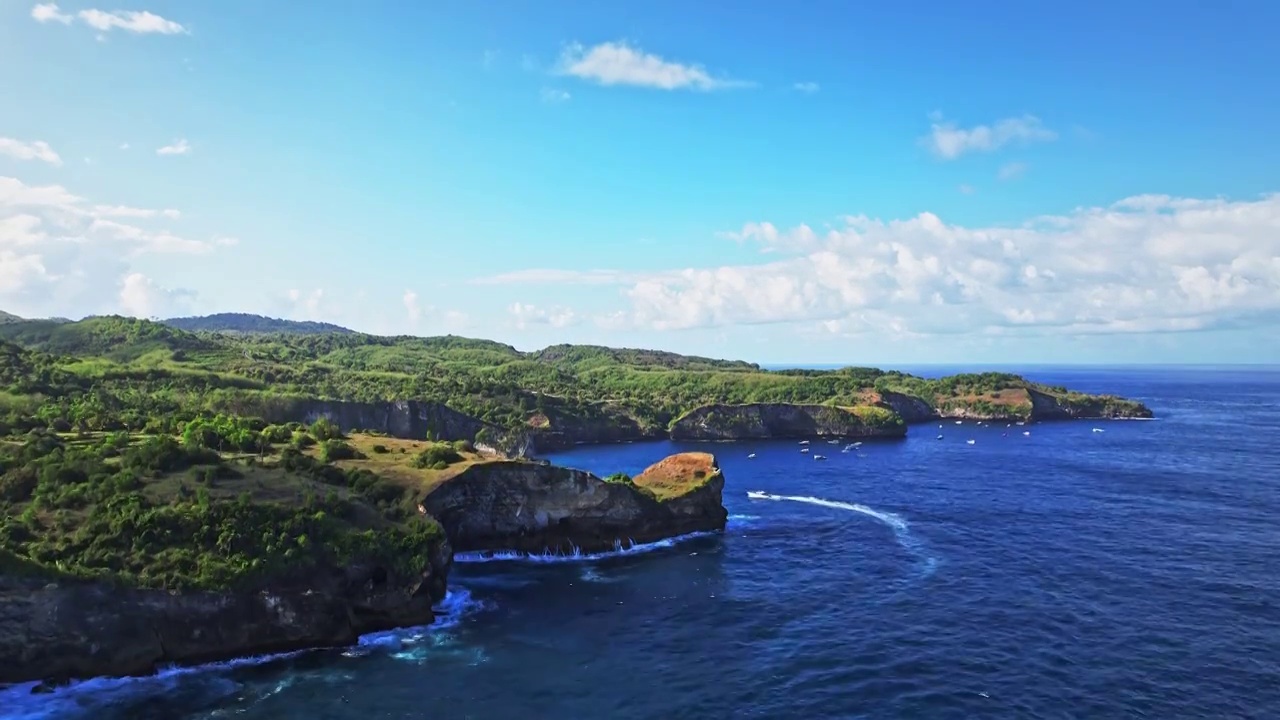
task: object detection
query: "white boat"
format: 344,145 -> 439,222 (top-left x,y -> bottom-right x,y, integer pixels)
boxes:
827,439 -> 840,445
747,490 -> 769,499
801,448 -> 810,453
955,420 -> 963,425
966,439 -> 976,445
747,453 -> 756,459
813,454 -> 827,461
1023,431 -> 1031,436
799,440 -> 810,445
1092,428 -> 1105,433
936,434 -> 943,440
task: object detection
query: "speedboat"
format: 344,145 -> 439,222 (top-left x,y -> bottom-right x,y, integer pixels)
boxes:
813,454 -> 827,461
801,448 -> 810,453
747,453 -> 756,459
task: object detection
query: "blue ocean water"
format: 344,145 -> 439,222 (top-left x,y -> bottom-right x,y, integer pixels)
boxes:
5,367 -> 1280,719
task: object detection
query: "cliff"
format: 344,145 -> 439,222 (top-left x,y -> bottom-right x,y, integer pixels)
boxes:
1027,388 -> 1155,420
0,543 -> 450,687
420,453 -> 728,555
668,403 -> 906,441
523,403 -> 664,451
212,396 -> 534,457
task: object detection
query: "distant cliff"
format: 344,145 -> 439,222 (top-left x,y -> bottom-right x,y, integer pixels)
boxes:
421,453 -> 728,555
669,403 -> 907,441
211,396 -> 534,456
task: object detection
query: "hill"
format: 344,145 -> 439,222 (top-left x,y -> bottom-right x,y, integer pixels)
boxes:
163,313 -> 356,335
0,316 -> 1152,449
0,310 -> 25,325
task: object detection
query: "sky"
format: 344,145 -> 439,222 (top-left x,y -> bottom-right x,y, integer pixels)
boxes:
2,0 -> 1279,365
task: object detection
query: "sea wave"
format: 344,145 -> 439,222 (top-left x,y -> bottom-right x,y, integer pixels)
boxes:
453,530 -> 720,564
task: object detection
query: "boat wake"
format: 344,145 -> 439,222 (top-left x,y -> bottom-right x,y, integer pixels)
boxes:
453,530 -> 720,565
746,491 -> 937,578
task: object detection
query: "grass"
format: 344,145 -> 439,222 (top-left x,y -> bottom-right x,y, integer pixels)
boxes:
298,433 -> 514,495
633,452 -> 722,501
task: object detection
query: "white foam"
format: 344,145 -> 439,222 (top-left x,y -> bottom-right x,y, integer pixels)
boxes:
746,491 -> 938,577
452,530 -> 719,565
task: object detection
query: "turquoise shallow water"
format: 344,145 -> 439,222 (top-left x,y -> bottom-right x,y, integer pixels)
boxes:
4,367 -> 1280,719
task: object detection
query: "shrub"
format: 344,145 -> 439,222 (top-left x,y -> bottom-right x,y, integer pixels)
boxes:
411,443 -> 462,469
319,440 -> 360,464
371,444 -> 389,454
604,472 -> 632,485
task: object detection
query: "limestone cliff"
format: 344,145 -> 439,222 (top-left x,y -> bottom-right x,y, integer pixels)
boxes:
212,396 -> 534,456
0,543 -> 450,687
420,453 -> 728,555
668,403 -> 906,441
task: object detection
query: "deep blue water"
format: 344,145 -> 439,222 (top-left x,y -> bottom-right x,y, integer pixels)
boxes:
6,367 -> 1280,719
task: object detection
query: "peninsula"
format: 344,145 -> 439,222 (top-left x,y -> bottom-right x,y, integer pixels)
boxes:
0,313 -> 1150,686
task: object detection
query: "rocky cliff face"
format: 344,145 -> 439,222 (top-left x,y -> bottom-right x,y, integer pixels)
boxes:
214,396 -> 534,456
668,403 -> 906,441
524,406 -> 663,452
421,455 -> 728,555
0,544 -> 450,687
1026,388 -> 1154,420
873,391 -> 939,423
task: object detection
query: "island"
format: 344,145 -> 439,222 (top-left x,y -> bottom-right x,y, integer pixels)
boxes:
0,313 -> 1152,687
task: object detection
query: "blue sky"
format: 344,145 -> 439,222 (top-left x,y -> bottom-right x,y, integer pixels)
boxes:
2,1 -> 1279,365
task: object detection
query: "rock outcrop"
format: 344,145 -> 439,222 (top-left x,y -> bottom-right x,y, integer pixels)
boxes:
668,403 -> 906,441
1027,388 -> 1155,420
421,453 -> 728,555
873,391 -> 939,423
0,544 -> 450,687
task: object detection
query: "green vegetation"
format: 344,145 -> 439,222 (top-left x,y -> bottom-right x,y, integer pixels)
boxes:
0,429 -> 442,591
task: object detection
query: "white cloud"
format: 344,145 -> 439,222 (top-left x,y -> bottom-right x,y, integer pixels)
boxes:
30,3 -> 71,23
509,302 -> 578,329
32,4 -> 186,34
490,193 -> 1280,338
793,82 -> 820,93
403,290 -> 422,324
557,41 -> 748,91
540,87 -> 571,104
77,8 -> 186,34
119,142 -> 130,150
0,137 -> 62,166
924,114 -> 1057,160
482,49 -> 500,68
156,139 -> 191,156
118,272 -> 194,317
0,175 -> 233,317
958,184 -> 976,195
998,162 -> 1027,181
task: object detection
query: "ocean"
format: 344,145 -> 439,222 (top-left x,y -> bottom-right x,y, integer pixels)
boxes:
4,367 -> 1279,719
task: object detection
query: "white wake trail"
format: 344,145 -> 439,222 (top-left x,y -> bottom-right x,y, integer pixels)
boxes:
746,491 -> 937,577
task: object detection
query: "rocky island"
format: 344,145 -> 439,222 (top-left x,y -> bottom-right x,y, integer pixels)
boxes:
0,313 -> 1151,687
